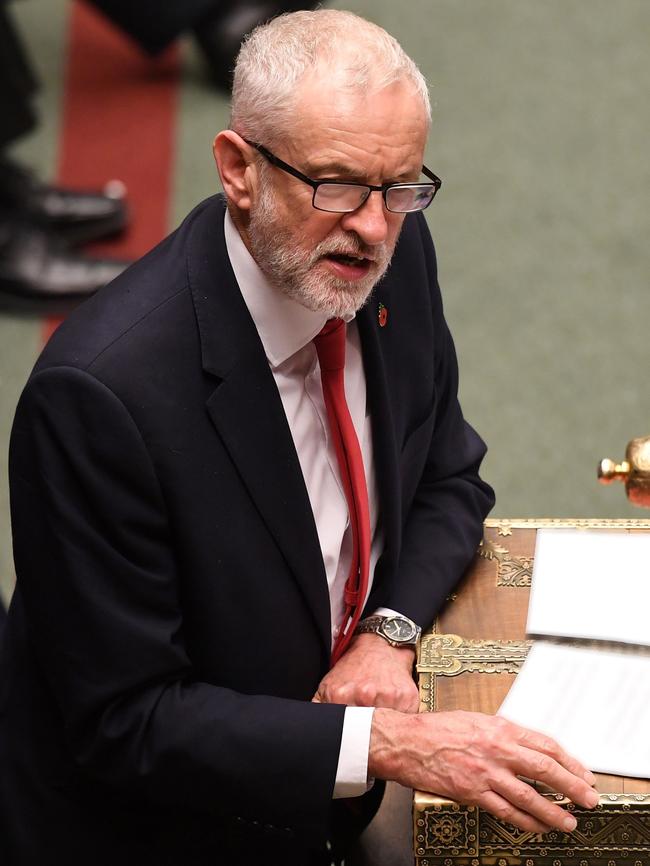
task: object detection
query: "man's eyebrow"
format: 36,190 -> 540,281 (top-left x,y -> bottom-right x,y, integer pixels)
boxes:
304,161 -> 369,181
304,161 -> 421,183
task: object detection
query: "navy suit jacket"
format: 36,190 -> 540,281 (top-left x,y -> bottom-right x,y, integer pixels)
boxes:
0,195 -> 493,864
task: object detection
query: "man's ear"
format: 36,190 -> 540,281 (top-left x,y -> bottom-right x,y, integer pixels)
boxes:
213,131 -> 256,213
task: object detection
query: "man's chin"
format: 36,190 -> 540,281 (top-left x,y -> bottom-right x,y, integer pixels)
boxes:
292,272 -> 377,319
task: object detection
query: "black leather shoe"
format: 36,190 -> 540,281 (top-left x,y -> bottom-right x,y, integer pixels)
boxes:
0,159 -> 129,247
194,1 -> 319,90
0,218 -> 129,313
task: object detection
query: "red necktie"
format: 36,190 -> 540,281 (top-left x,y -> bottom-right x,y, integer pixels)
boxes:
314,319 -> 371,667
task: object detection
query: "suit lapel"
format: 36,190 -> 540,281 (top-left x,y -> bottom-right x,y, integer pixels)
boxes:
357,287 -> 401,602
186,197 -> 331,652
205,359 -> 332,651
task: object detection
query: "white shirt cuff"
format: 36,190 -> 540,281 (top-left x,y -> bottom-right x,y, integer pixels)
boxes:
332,609 -> 414,799
332,706 -> 375,799
373,606 -> 403,618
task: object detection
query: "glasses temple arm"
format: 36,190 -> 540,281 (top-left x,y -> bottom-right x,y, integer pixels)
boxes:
422,165 -> 442,187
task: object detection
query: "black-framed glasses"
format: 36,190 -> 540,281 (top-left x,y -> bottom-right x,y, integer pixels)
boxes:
244,139 -> 442,214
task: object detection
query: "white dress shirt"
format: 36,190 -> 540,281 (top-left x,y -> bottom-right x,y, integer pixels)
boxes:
224,211 -> 393,797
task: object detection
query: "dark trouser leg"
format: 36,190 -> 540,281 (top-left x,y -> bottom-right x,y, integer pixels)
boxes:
0,5 -> 38,149
83,0 -> 221,54
346,782 -> 415,866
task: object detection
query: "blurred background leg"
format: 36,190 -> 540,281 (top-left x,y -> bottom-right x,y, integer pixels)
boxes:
84,0 -> 220,54
0,2 -> 130,312
85,0 -> 320,87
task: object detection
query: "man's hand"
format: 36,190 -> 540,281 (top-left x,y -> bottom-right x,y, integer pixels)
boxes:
312,633 -> 419,712
369,708 -> 599,834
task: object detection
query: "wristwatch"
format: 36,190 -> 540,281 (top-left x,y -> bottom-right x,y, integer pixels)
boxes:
354,614 -> 421,648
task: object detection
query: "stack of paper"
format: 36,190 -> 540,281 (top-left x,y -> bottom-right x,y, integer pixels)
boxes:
498,528 -> 650,778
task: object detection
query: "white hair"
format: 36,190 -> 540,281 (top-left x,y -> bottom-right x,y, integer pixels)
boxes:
230,9 -> 431,148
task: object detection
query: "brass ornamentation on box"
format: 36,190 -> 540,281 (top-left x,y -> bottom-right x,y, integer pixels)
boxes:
414,518 -> 650,866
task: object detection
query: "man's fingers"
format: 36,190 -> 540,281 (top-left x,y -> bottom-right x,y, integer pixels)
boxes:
491,774 -> 578,833
479,789 -> 552,835
315,680 -> 419,711
517,727 -> 596,787
367,681 -> 419,713
517,747 -> 599,810
403,691 -> 420,714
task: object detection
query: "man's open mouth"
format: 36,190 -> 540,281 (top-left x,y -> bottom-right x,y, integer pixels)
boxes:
321,253 -> 374,282
324,252 -> 373,266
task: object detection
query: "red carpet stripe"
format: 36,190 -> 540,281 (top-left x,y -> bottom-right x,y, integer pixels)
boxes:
44,0 -> 180,343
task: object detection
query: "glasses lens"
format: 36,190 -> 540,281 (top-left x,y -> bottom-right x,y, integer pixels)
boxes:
386,184 -> 436,213
313,183 -> 370,213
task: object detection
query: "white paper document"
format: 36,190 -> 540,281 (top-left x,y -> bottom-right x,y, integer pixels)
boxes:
526,529 -> 650,646
498,527 -> 650,778
499,641 -> 650,778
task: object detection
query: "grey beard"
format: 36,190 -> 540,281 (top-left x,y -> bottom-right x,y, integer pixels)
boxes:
248,186 -> 395,318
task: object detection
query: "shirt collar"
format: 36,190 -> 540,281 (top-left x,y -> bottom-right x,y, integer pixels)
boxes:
224,209 -> 353,368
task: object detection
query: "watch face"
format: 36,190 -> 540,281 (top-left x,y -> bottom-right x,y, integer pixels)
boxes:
382,617 -> 417,642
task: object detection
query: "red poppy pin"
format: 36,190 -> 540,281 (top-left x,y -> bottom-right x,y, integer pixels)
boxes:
378,303 -> 388,328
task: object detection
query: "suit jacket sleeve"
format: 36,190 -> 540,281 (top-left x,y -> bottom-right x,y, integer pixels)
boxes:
9,365 -> 344,836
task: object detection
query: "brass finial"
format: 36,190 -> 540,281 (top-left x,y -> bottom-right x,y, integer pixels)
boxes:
598,436 -> 650,508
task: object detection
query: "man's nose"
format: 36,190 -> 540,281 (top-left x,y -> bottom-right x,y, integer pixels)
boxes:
340,190 -> 389,246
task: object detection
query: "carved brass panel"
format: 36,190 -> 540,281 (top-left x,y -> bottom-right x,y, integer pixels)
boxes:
418,634 -> 531,676
414,792 -> 650,865
478,537 -> 534,587
418,634 -> 531,714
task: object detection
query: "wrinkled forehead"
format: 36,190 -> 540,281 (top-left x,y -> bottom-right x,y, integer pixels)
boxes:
285,72 -> 429,164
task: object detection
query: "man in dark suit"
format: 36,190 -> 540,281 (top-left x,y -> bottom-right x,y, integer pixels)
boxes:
0,9 -> 599,866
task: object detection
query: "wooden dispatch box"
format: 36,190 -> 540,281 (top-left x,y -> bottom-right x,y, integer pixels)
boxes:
414,518 -> 650,866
